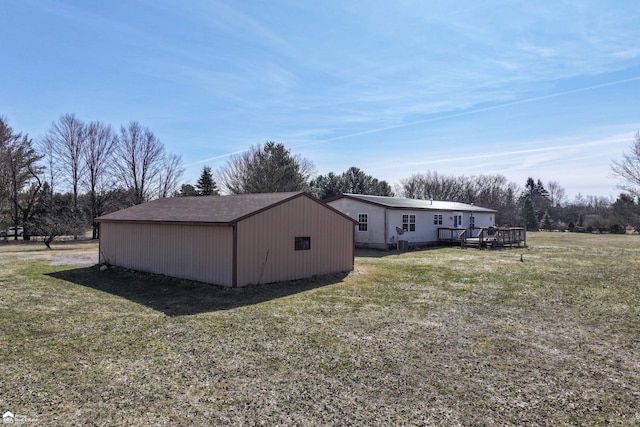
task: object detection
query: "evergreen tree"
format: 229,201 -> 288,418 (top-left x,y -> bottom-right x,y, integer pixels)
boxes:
522,198 -> 539,229
218,142 -> 314,194
177,184 -> 198,197
535,179 -> 550,200
196,165 -> 218,196
541,210 -> 553,230
519,177 -> 551,226
524,177 -> 536,197
311,166 -> 392,199
310,172 -> 343,200
611,193 -> 640,232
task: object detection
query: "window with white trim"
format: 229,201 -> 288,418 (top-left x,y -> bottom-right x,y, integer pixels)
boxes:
434,214 -> 443,225
402,214 -> 416,232
470,215 -> 475,228
357,213 -> 368,232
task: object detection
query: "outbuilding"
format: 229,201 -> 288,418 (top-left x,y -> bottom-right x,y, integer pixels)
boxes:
327,193 -> 497,249
96,192 -> 356,287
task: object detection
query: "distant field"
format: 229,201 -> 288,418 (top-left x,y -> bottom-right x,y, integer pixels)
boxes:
0,233 -> 638,425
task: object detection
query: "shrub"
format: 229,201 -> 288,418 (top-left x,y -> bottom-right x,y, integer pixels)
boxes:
609,224 -> 626,234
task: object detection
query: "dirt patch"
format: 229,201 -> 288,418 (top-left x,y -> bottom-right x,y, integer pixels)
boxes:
1,240 -> 99,267
7,252 -> 98,267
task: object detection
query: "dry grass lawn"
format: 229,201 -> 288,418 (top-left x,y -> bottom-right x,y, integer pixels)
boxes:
0,233 -> 639,425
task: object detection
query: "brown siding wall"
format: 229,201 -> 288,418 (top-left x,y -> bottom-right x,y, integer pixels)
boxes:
235,196 -> 354,286
99,222 -> 234,286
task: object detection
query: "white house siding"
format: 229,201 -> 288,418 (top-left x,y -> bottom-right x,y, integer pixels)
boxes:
327,199 -> 387,249
389,210 -> 494,244
329,198 -> 496,248
236,196 -> 354,286
99,222 -> 234,286
468,212 -> 494,228
387,210 -> 440,246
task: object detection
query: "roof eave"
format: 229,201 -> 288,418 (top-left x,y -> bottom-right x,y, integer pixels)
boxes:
232,192 -> 358,225
336,194 -> 497,212
95,219 -> 231,226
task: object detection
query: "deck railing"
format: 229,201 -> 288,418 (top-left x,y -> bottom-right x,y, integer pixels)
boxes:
438,227 -> 526,248
438,228 -> 466,242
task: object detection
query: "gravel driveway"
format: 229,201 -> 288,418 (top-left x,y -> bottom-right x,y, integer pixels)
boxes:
6,252 -> 97,267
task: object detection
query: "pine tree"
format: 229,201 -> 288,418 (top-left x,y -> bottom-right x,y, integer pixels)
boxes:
541,210 -> 553,230
311,167 -> 392,199
535,179 -> 550,200
520,177 -> 551,226
177,184 -> 198,197
522,198 -> 539,229
217,142 -> 314,194
196,166 -> 218,196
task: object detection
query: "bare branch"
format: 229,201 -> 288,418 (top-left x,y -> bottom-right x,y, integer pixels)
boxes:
115,121 -> 165,204
611,131 -> 640,198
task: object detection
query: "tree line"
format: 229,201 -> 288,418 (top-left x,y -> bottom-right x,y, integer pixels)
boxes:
3,114 -> 640,247
1,114 -> 183,244
180,139 -> 640,233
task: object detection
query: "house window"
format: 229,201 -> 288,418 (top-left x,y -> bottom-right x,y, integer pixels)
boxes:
470,215 -> 475,228
295,236 -> 311,251
357,213 -> 368,232
402,214 -> 416,232
434,214 -> 443,225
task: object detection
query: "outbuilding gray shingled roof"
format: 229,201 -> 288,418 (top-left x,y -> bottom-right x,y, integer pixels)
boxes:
96,192 -> 307,224
338,193 -> 497,213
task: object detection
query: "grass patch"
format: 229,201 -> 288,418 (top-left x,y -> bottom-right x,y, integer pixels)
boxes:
1,233 -> 639,425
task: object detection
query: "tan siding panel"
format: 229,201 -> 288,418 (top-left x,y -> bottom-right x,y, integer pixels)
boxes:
99,223 -> 233,286
236,196 -> 354,286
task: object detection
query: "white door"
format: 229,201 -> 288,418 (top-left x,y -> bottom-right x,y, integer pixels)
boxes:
453,212 -> 463,229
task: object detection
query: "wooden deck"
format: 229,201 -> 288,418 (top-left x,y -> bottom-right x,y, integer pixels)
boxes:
438,227 -> 526,249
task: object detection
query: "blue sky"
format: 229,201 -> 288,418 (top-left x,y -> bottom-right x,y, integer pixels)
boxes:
2,1 -> 640,200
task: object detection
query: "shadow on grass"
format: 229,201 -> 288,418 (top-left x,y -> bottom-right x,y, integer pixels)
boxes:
47,266 -> 349,317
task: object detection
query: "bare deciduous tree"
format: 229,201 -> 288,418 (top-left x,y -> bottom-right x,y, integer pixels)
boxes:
158,153 -> 184,198
611,131 -> 640,198
83,121 -> 117,238
115,121 -> 165,205
0,117 -> 12,216
43,113 -> 86,237
396,171 -> 520,225
38,134 -> 57,200
1,117 -> 43,238
397,171 -> 465,201
547,180 -> 567,207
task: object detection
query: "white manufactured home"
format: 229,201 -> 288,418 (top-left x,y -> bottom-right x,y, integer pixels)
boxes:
96,192 -> 356,287
327,194 -> 497,250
